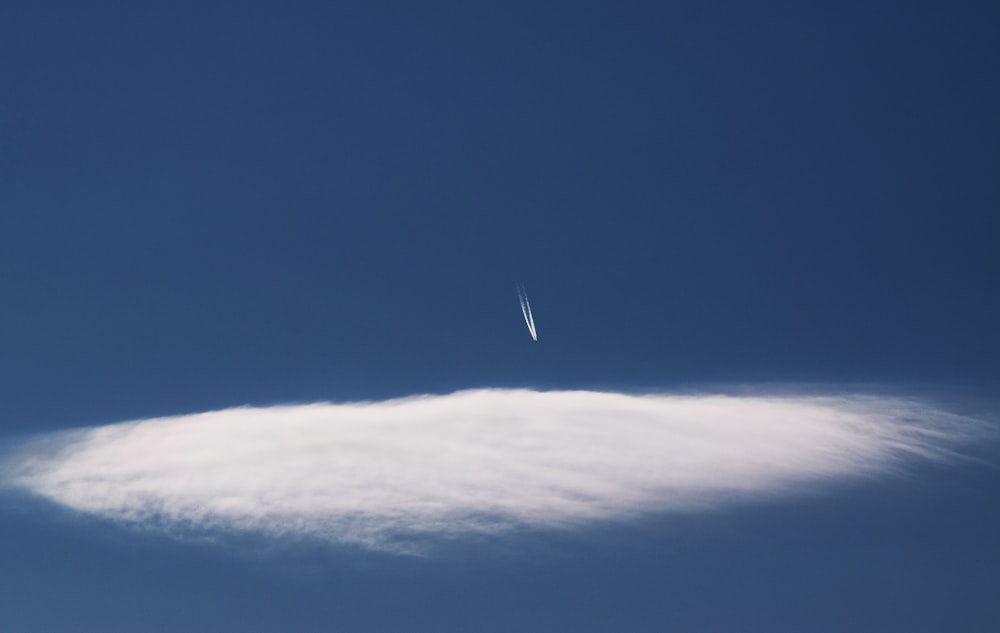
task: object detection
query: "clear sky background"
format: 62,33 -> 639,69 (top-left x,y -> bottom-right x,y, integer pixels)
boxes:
1,1 -> 998,631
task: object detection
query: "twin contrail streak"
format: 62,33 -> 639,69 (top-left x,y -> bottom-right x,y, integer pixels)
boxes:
517,284 -> 538,341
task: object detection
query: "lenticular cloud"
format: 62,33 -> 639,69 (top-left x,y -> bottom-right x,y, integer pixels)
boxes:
0,389 -> 973,551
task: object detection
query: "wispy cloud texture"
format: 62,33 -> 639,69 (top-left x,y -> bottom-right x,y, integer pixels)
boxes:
0,389 -> 977,551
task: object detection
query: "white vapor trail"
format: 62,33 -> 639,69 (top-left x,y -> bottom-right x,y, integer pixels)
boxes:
518,284 -> 538,341
0,389 -> 980,552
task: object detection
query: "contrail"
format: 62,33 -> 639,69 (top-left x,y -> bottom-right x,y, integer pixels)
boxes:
517,284 -> 538,341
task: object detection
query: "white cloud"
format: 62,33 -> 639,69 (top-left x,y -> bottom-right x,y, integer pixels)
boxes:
0,389 -> 978,551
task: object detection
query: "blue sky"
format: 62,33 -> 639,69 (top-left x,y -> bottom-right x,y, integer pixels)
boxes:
1,1 -> 999,631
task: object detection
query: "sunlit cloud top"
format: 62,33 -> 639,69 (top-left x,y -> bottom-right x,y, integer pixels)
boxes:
0,389 -> 978,552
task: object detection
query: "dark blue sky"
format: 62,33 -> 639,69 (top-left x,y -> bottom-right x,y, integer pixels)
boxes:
1,1 -> 998,631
